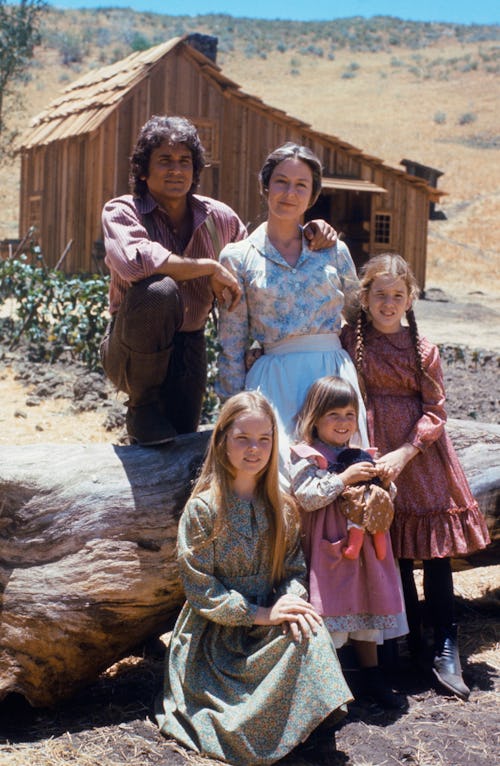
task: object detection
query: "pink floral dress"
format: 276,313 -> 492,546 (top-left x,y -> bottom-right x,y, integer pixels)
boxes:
341,325 -> 490,559
290,441 -> 406,643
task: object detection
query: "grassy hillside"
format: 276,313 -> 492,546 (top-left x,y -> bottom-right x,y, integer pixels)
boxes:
1,9 -> 499,294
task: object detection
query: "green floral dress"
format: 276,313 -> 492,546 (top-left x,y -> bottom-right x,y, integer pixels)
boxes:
156,490 -> 352,765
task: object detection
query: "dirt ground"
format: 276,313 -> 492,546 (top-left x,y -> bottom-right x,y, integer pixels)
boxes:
0,290 -> 499,766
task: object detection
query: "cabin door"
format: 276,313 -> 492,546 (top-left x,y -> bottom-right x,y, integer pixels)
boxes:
306,190 -> 373,272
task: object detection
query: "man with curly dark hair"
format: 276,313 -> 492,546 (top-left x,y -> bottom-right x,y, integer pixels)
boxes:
100,115 -> 247,445
101,115 -> 336,446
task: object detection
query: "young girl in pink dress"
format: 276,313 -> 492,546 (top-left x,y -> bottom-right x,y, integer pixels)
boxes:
341,253 -> 490,701
290,375 -> 408,710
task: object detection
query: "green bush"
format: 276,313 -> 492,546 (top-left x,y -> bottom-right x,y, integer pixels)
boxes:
0,253 -> 109,367
130,32 -> 151,52
48,30 -> 87,65
0,251 -> 221,423
458,111 -> 477,125
202,313 -> 220,424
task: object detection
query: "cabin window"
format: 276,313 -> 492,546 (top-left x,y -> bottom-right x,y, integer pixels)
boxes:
192,119 -> 219,163
374,213 -> 392,244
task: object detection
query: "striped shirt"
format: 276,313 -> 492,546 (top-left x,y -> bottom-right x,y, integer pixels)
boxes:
102,192 -> 247,332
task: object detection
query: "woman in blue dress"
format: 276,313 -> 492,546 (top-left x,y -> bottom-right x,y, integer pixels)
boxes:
216,143 -> 368,472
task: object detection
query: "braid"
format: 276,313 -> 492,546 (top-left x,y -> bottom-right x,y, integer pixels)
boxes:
406,307 -> 443,397
354,309 -> 368,401
406,307 -> 425,377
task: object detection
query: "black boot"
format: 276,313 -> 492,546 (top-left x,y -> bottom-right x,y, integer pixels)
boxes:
298,713 -> 343,764
433,624 -> 470,700
360,666 -> 408,710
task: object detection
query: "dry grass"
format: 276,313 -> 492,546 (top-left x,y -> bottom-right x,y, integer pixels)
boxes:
221,43 -> 500,296
222,44 -> 499,198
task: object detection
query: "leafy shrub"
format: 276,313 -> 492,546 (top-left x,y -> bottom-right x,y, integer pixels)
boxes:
0,250 -> 221,422
95,27 -> 111,48
50,31 -> 87,65
218,37 -> 234,54
244,43 -> 258,58
434,111 -> 446,124
460,60 -> 478,72
130,32 -> 150,52
298,44 -> 324,57
0,253 -> 109,367
341,61 -> 360,79
202,313 -> 220,424
458,112 -> 477,125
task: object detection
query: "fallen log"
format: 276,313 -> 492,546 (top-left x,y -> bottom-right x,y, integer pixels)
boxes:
0,431 -> 210,707
0,419 -> 498,707
447,418 -> 500,545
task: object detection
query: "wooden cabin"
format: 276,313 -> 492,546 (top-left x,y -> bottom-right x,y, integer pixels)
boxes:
17,34 -> 444,288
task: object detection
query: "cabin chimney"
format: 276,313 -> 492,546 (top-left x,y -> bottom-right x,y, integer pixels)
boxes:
186,33 -> 218,63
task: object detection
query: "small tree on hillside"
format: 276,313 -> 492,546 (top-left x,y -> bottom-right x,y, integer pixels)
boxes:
0,0 -> 47,141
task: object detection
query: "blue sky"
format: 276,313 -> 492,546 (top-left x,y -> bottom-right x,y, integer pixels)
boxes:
47,1 -> 499,25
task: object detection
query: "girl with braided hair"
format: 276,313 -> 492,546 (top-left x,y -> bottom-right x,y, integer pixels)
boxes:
341,253 -> 490,701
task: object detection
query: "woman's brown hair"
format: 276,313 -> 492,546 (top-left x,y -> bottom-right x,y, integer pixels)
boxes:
259,142 -> 323,208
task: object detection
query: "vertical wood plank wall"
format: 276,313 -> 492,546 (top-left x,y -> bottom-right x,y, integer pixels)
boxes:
18,45 -> 431,288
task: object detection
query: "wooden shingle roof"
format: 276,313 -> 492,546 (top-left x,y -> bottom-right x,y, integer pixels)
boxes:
19,37 -> 183,147
19,35 -> 444,200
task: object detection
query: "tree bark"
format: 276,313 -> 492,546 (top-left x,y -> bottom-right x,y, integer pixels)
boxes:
0,420 -> 498,707
447,418 -> 500,545
0,431 -> 210,707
